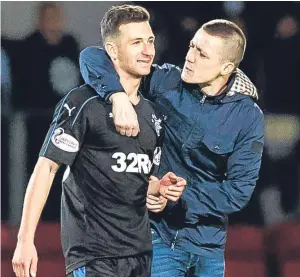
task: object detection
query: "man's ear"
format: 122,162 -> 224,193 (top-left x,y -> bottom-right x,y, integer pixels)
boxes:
104,41 -> 118,61
220,62 -> 235,76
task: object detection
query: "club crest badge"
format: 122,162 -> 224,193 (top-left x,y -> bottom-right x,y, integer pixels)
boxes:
151,114 -> 162,137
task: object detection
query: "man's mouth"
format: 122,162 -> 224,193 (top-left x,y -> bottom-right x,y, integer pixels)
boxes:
137,60 -> 151,64
183,66 -> 192,73
184,65 -> 192,72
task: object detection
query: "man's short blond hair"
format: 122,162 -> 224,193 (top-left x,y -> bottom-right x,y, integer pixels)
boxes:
202,19 -> 246,66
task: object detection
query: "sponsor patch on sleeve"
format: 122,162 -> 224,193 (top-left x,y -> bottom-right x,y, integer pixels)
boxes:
51,128 -> 79,152
251,141 -> 263,154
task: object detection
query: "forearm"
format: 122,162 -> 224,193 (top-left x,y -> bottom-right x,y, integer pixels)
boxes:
17,158 -> 58,242
188,180 -> 256,217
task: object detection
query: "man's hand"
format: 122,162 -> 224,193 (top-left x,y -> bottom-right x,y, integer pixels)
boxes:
12,240 -> 38,277
159,172 -> 187,202
110,93 -> 140,137
148,173 -> 187,202
147,195 -> 168,213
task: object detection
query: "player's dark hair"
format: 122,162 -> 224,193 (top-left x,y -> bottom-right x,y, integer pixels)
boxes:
101,4 -> 150,43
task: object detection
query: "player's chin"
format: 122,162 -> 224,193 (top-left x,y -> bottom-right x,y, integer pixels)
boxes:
137,67 -> 151,76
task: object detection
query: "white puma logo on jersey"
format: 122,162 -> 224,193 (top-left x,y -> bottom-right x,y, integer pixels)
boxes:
63,104 -> 76,116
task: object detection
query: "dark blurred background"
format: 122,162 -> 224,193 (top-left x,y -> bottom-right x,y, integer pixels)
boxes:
1,1 -> 300,277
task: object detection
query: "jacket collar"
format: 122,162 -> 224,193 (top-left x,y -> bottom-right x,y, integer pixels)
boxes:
228,68 -> 258,100
184,68 -> 258,104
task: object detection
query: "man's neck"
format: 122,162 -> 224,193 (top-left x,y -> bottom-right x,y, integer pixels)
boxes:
115,68 -> 141,104
199,74 -> 230,96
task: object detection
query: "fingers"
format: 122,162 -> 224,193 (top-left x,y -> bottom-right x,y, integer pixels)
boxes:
30,256 -> 37,277
167,185 -> 185,194
176,177 -> 187,187
147,194 -> 162,203
132,125 -> 139,136
113,112 -> 139,137
12,261 -> 21,277
115,125 -> 121,134
163,185 -> 186,201
24,261 -> 30,277
149,175 -> 159,182
168,172 -> 177,180
13,258 -> 37,277
146,195 -> 167,213
12,259 -> 21,277
131,124 -> 139,136
163,195 -> 179,202
115,124 -> 140,137
162,172 -> 180,184
125,127 -> 133,137
12,260 -> 27,277
119,127 -> 126,136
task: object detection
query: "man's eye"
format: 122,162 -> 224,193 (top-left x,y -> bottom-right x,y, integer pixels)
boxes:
133,41 -> 140,45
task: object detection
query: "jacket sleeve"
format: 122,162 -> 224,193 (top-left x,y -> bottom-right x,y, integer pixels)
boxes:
189,105 -> 264,217
79,46 -> 123,101
79,46 -> 181,102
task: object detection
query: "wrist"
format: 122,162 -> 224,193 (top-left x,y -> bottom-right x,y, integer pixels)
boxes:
17,233 -> 35,243
109,92 -> 128,103
148,179 -> 160,196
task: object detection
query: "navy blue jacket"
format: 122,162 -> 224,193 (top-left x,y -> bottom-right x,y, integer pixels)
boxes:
79,47 -> 264,257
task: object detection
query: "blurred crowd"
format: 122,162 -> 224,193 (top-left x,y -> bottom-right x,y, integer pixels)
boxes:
1,1 -> 300,227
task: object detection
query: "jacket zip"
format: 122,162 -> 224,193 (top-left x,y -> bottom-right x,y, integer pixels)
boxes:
171,230 -> 179,250
200,95 -> 206,104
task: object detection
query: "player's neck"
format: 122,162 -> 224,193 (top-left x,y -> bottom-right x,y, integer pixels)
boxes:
117,70 -> 141,104
199,74 -> 230,96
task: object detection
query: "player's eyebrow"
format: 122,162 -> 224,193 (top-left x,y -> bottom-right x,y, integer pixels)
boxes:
130,35 -> 155,42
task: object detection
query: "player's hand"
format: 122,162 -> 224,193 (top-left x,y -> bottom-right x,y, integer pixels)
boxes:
159,172 -> 187,202
12,240 -> 38,277
146,195 -> 168,213
110,93 -> 140,137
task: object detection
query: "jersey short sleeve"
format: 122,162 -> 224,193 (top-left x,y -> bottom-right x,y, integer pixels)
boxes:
39,88 -> 89,166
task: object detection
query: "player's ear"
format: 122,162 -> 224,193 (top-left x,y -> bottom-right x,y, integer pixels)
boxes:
104,40 -> 118,61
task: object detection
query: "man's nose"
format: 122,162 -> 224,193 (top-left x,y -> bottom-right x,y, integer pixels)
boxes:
186,48 -> 195,63
142,43 -> 154,56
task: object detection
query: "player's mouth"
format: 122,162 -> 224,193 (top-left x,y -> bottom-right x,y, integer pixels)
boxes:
137,60 -> 151,64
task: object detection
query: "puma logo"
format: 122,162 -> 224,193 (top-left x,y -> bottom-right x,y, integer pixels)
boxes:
63,104 -> 76,116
